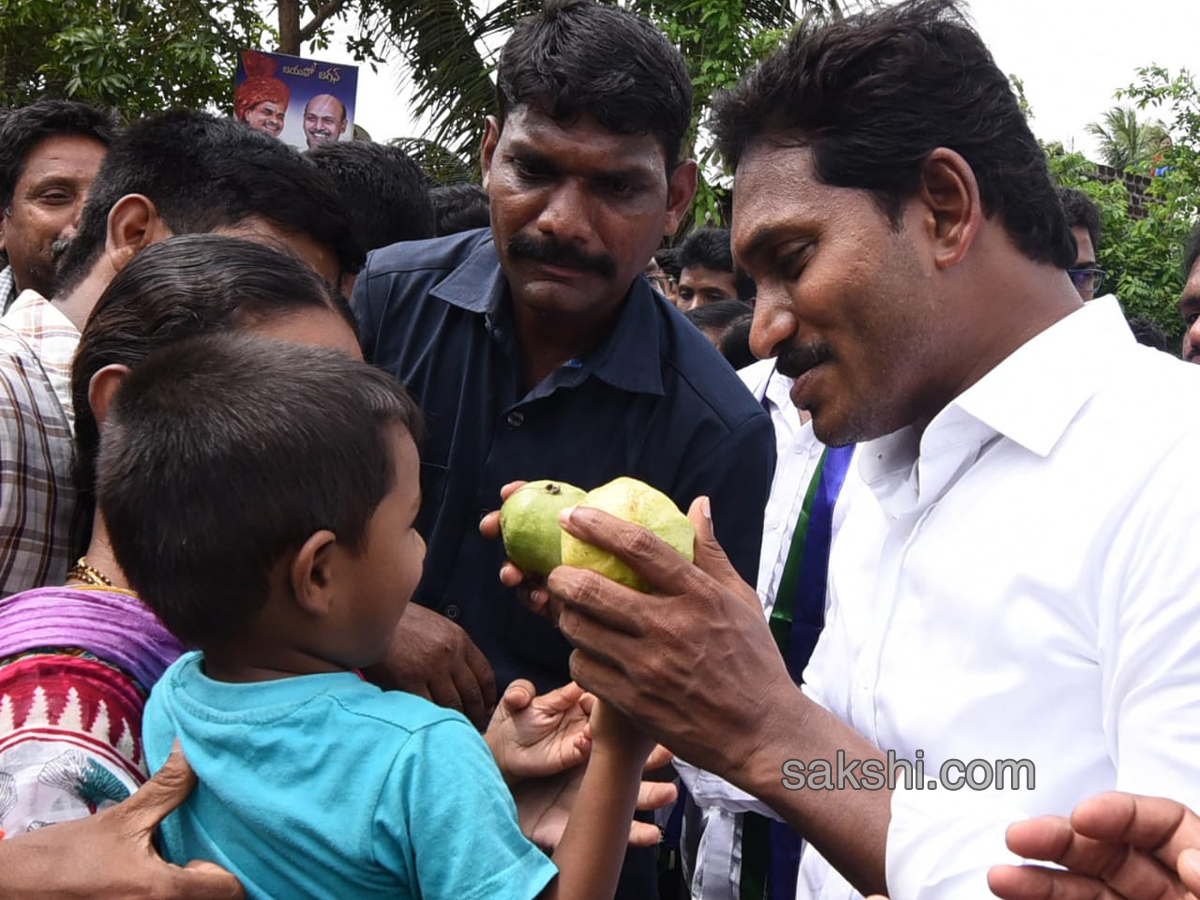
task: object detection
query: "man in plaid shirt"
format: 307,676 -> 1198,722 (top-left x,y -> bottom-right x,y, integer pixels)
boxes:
0,100 -> 114,595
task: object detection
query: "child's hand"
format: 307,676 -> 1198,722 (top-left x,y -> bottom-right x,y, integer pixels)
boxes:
513,756 -> 678,851
486,679 -> 594,784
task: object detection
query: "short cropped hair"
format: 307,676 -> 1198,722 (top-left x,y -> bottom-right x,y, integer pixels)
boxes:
655,246 -> 682,279
98,332 -> 422,647
1058,187 -> 1101,256
72,234 -> 356,542
1125,315 -> 1167,352
711,0 -> 1074,269
430,183 -> 491,236
684,298 -> 753,330
720,315 -> 758,370
306,141 -> 435,253
678,227 -> 756,300
0,99 -> 117,209
56,110 -> 362,291
496,0 -> 692,167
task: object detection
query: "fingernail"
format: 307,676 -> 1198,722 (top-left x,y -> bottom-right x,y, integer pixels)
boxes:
558,506 -> 577,524
701,497 -> 711,520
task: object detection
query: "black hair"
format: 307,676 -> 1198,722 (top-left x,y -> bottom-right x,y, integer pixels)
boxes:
430,183 -> 491,236
1125,314 -> 1168,353
71,234 -> 357,546
495,0 -> 692,167
684,298 -> 754,332
720,315 -> 758,370
1058,187 -> 1101,258
677,227 -> 756,300
307,141 -> 434,254
711,0 -> 1075,269
1184,224 -> 1200,281
0,99 -> 117,209
98,332 -> 421,647
56,111 -> 363,292
655,246 -> 682,279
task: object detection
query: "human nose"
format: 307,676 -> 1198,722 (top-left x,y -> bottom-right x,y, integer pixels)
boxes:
1184,320 -> 1200,362
748,285 -> 797,361
64,199 -> 86,236
535,179 -> 592,244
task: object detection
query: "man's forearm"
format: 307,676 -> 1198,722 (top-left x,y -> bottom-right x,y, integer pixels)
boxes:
724,680 -> 892,896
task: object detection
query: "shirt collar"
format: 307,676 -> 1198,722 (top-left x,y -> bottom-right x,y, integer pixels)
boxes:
431,234 -> 664,396
949,296 -> 1131,458
858,297 -> 1132,510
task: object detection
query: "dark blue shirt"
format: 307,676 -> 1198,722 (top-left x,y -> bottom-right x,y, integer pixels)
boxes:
353,228 -> 775,692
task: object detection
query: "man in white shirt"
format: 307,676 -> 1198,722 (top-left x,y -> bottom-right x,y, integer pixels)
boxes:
544,2 -> 1200,899
677,359 -> 857,900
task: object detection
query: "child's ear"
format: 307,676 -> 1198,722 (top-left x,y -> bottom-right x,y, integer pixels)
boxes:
290,530 -> 339,617
88,364 -> 132,431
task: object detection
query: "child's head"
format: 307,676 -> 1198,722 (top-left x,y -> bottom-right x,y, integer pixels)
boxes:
97,332 -> 425,670
72,233 -> 362,540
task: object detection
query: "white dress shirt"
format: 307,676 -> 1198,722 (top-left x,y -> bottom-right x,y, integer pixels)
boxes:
679,358 -> 841,899
797,297 -> 1200,899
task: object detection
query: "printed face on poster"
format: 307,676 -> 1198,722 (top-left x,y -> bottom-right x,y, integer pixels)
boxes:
233,49 -> 359,152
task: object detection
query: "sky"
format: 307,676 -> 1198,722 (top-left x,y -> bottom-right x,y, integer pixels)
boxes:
318,0 -> 1194,162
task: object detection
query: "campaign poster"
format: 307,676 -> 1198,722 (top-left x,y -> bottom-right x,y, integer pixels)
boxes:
233,49 -> 359,152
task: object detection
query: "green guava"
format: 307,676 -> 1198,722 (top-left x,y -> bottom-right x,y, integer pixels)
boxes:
499,480 -> 588,576
560,476 -> 695,591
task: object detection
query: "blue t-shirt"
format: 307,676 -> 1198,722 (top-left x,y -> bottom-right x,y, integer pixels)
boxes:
144,652 -> 557,900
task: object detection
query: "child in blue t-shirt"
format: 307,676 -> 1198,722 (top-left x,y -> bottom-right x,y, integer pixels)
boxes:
98,333 -> 658,900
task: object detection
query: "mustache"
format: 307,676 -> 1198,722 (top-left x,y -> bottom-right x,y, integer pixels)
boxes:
774,341 -> 834,379
507,232 -> 617,278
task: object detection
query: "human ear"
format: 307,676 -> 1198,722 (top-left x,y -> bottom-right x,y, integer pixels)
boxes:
104,194 -> 173,274
87,364 -> 132,431
290,530 -> 339,617
480,116 -> 501,192
916,148 -> 981,270
663,160 -> 699,237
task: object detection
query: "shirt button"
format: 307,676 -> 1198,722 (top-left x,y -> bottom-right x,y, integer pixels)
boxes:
444,604 -> 461,621
506,410 -> 524,427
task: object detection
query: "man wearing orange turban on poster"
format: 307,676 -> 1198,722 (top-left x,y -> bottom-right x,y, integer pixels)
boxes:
234,50 -> 290,138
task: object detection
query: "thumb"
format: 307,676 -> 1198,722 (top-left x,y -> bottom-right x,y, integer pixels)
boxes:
168,861 -> 246,900
501,679 -> 536,713
122,739 -> 196,832
687,497 -> 759,610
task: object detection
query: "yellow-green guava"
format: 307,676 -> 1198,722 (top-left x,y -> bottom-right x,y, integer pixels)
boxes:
499,480 -> 587,576
560,476 -> 694,591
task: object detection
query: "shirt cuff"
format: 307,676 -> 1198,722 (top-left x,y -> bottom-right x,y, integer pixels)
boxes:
674,759 -> 785,820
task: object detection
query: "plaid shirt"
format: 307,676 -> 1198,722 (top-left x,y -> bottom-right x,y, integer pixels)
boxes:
0,290 -> 80,597
0,267 -> 17,316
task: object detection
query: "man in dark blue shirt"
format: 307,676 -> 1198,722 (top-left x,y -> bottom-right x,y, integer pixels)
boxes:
351,0 -> 774,705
